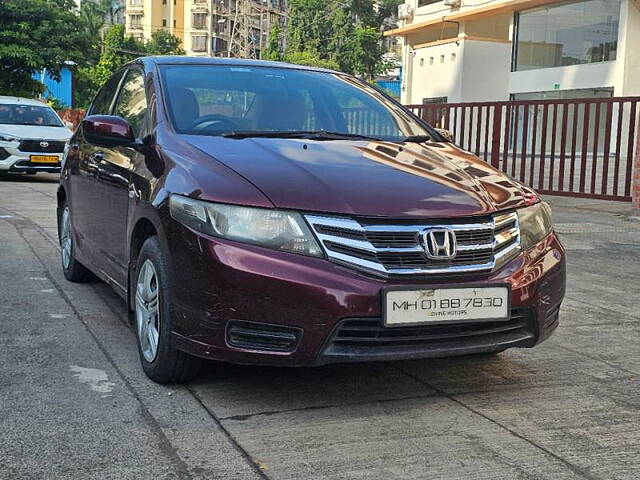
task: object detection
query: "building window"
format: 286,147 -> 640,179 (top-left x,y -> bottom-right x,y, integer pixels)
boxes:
214,16 -> 227,34
162,0 -> 166,4
191,35 -> 207,52
440,55 -> 445,63
173,19 -> 176,27
420,58 -> 424,67
192,12 -> 207,29
514,0 -> 621,72
162,18 -> 167,27
212,37 -> 228,55
451,53 -> 456,62
129,14 -> 143,28
429,57 -> 434,65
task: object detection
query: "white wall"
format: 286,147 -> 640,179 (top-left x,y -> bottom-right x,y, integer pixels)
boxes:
409,41 -> 463,104
509,62 -> 618,96
618,0 -> 640,96
406,38 -> 511,104
461,40 -> 511,101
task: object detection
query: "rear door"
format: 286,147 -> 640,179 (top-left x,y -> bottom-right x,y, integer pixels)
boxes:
70,71 -> 125,261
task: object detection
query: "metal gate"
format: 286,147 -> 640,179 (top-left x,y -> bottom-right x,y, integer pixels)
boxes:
406,97 -> 640,201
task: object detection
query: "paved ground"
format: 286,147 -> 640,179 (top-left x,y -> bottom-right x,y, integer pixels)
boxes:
1,173 -> 639,480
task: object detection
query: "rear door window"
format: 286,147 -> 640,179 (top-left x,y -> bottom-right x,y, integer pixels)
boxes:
90,71 -> 125,116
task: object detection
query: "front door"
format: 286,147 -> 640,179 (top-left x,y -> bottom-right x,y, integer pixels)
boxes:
90,67 -> 149,291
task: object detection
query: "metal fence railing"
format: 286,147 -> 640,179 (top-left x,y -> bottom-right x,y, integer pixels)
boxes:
407,98 -> 640,201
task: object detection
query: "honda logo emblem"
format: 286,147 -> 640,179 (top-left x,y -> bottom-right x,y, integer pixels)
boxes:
39,141 -> 49,148
421,228 -> 457,259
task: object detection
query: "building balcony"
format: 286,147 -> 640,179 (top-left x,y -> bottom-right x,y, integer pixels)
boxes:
129,23 -> 143,30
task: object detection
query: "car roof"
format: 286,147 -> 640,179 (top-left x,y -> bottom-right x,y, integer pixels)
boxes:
143,56 -> 338,74
0,96 -> 52,107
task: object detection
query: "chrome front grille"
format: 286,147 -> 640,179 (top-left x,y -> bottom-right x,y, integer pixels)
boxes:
305,212 -> 521,276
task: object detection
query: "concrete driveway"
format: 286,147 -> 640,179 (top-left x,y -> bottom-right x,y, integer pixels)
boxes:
1,173 -> 639,480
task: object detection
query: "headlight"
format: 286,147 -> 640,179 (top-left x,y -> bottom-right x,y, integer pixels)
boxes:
169,195 -> 323,257
517,202 -> 553,250
0,133 -> 18,142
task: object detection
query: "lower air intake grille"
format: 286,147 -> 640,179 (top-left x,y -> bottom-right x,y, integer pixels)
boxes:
226,320 -> 302,353
329,308 -> 534,349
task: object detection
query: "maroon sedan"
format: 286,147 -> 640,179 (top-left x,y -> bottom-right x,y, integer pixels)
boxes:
57,57 -> 565,383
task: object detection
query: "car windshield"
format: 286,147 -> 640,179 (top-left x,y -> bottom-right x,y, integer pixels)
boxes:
160,65 -> 433,141
0,104 -> 64,127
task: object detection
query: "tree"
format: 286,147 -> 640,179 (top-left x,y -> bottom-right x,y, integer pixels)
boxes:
345,26 -> 389,81
376,0 -> 403,28
263,26 -> 283,61
76,25 -> 185,108
146,30 -> 186,55
90,25 -> 146,88
0,0 -> 90,97
287,0 -> 331,56
284,51 -> 340,71
285,0 -> 396,78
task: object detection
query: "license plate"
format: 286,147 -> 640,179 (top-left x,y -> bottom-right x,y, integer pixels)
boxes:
384,286 -> 510,327
30,155 -> 59,164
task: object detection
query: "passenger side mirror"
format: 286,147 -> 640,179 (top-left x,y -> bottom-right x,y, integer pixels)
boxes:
434,128 -> 454,142
82,115 -> 135,146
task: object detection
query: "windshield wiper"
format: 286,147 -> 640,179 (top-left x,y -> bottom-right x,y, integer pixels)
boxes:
400,135 -> 431,143
221,130 -> 383,141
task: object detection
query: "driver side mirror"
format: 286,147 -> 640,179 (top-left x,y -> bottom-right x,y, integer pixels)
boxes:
82,115 -> 135,147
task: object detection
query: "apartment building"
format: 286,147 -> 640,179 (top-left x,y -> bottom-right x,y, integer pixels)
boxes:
386,0 -> 640,105
125,0 -> 288,57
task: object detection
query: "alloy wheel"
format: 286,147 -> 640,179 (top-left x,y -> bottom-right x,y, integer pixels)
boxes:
60,207 -> 72,270
135,259 -> 161,362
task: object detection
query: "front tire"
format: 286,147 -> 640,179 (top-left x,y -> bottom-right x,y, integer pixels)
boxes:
59,201 -> 93,282
134,236 -> 201,383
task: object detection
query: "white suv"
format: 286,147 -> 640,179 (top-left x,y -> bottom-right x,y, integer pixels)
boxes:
0,96 -> 73,174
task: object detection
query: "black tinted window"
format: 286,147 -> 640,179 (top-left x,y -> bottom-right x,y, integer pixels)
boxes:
114,69 -> 148,138
90,72 -> 124,115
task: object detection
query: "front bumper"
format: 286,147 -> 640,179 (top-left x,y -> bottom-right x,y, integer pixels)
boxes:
0,143 -> 62,173
167,223 -> 566,367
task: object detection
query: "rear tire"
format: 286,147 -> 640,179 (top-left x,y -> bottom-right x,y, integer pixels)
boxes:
134,236 -> 201,384
59,201 -> 93,282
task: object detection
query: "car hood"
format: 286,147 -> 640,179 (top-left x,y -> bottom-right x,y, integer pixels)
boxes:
0,124 -> 72,141
182,136 -> 529,218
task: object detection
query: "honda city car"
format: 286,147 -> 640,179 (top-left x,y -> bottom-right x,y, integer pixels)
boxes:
0,96 -> 72,174
57,57 -> 566,383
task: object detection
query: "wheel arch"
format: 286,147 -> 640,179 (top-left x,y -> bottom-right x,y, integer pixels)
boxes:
128,217 -> 159,310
